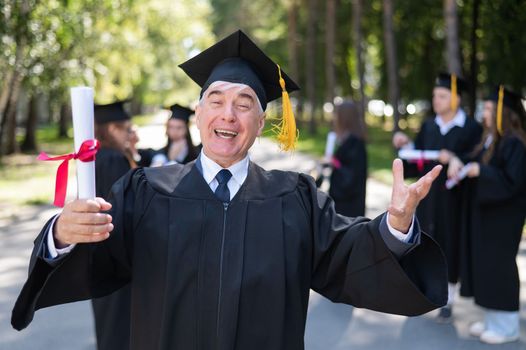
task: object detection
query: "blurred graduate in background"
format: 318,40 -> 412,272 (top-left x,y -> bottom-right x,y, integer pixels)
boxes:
326,100 -> 368,217
151,104 -> 200,166
392,73 -> 482,322
453,86 -> 526,345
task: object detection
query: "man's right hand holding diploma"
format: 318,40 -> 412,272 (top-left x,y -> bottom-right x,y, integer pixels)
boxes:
53,198 -> 114,248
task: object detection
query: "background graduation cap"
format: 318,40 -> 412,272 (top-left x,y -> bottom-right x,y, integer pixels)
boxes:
94,100 -> 131,124
486,85 -> 526,135
179,29 -> 300,150
166,104 -> 194,123
435,72 -> 468,111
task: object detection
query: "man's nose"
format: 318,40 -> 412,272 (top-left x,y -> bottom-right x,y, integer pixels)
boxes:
222,104 -> 236,122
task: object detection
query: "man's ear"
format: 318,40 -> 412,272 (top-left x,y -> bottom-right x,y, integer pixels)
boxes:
195,104 -> 201,130
256,112 -> 266,136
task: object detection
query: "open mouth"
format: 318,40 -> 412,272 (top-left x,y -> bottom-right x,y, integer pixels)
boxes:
214,129 -> 238,139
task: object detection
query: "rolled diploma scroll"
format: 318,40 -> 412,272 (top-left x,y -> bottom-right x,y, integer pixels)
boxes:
325,131 -> 337,159
398,149 -> 440,161
445,163 -> 473,189
70,87 -> 96,200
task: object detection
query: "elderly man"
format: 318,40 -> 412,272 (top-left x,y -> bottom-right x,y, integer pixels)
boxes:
12,30 -> 446,350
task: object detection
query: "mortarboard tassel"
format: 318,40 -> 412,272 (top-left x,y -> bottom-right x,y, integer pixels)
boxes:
450,74 -> 458,111
274,64 -> 298,151
497,85 -> 504,136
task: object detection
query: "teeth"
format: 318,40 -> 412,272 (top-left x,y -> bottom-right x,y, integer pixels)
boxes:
215,129 -> 238,138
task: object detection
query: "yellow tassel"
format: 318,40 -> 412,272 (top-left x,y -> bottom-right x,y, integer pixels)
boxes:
274,64 -> 298,151
450,74 -> 458,111
497,85 -> 504,136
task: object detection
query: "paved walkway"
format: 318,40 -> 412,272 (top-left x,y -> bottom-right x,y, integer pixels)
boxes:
0,117 -> 524,349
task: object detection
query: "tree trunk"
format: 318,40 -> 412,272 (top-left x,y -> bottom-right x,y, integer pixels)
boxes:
305,0 -> 318,134
325,0 -> 336,104
130,98 -> 143,116
352,0 -> 366,123
1,73 -> 24,155
468,0 -> 480,117
21,94 -> 39,152
444,0 -> 461,75
383,0 -> 400,131
287,0 -> 303,124
58,103 -> 70,138
0,0 -> 31,156
287,0 -> 300,85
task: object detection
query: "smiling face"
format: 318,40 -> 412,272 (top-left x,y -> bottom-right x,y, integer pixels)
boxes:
195,82 -> 265,168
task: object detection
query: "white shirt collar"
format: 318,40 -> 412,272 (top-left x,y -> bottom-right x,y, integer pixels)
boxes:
434,109 -> 466,135
199,150 -> 249,188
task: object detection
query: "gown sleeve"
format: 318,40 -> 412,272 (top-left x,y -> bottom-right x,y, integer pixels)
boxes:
477,138 -> 526,204
11,168 -> 154,330
298,175 -> 447,316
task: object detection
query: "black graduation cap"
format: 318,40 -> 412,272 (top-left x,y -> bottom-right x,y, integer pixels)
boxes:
94,101 -> 130,124
166,104 -> 194,123
435,72 -> 468,94
178,30 -> 299,111
486,86 -> 525,116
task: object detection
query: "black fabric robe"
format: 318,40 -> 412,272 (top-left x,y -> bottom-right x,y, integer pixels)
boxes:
459,136 -> 526,311
137,148 -> 155,167
93,147 -> 133,350
12,161 -> 447,350
156,143 -> 201,165
329,135 -> 367,217
403,115 -> 482,283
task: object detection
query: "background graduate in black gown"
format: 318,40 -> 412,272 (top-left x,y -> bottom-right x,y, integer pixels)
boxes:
453,86 -> 526,345
392,73 -> 482,322
328,100 -> 367,217
91,101 -> 136,350
151,104 -> 199,166
13,30 -> 448,350
127,124 -> 155,167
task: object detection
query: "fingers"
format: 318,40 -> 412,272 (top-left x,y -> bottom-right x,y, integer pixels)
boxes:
438,150 -> 452,164
95,197 -> 112,211
428,164 -> 442,181
392,158 -> 405,188
412,165 -> 441,200
54,198 -> 114,245
66,212 -> 112,225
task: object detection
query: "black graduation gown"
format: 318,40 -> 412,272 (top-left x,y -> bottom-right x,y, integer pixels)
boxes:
137,148 -> 155,167
12,161 -> 448,350
329,135 -> 367,217
459,136 -> 526,311
93,147 -> 133,350
156,143 -> 200,164
403,115 -> 482,283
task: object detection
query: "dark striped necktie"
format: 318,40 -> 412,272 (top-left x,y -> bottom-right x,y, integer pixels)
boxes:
214,169 -> 232,203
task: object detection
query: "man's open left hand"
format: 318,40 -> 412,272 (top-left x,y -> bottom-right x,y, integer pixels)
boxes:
388,159 -> 442,233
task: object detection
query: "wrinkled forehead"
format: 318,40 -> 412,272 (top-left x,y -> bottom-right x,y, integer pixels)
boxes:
201,81 -> 263,111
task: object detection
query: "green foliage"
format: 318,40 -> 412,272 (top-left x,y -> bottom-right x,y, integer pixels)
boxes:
0,0 -> 216,111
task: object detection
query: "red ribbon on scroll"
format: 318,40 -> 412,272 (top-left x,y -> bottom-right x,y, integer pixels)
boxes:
37,139 -> 99,207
